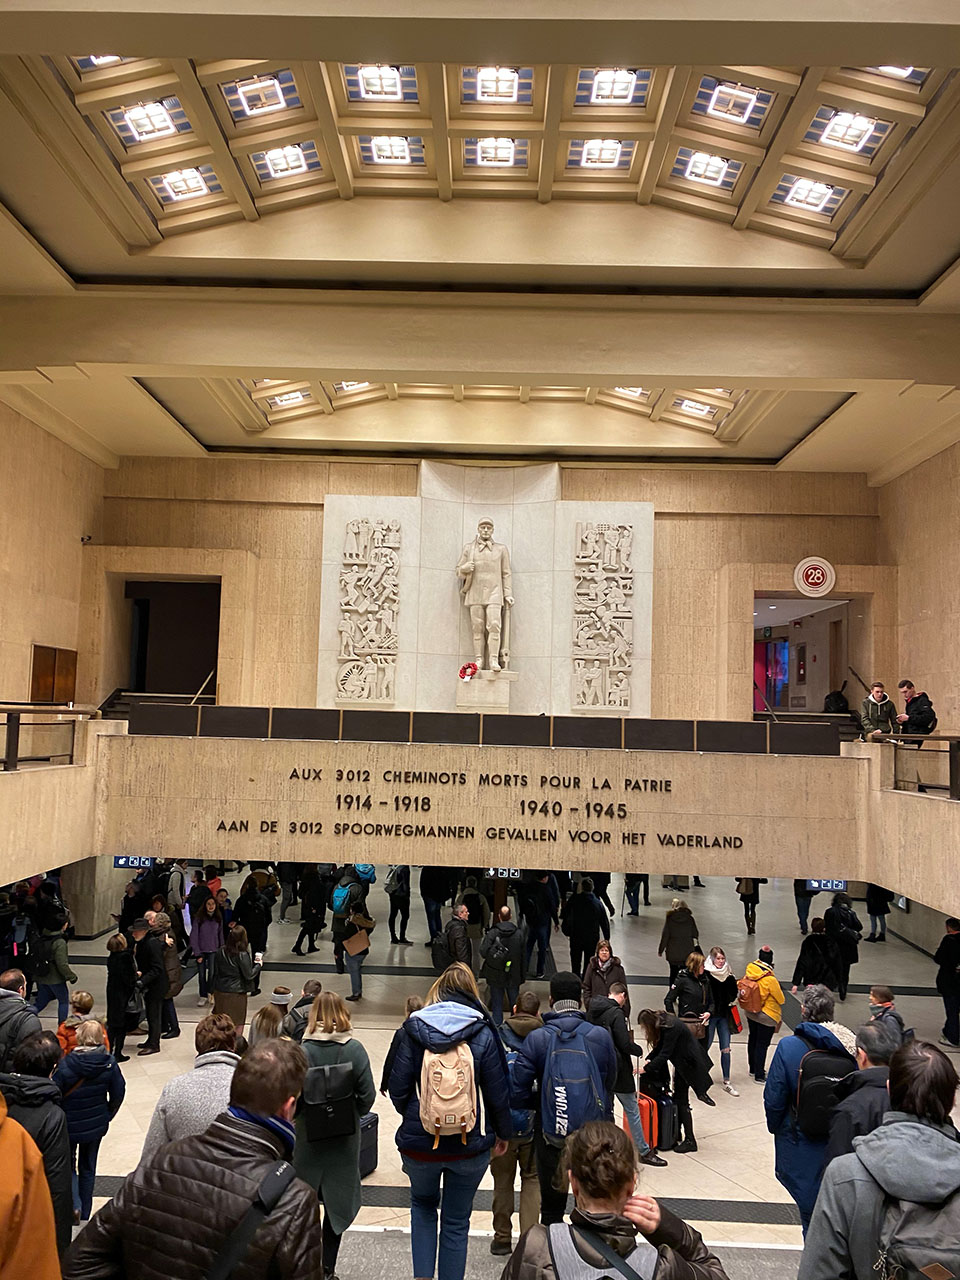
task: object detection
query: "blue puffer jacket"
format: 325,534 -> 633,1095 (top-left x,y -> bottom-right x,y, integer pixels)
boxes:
763,1021 -> 855,1224
53,1046 -> 125,1143
387,994 -> 513,1156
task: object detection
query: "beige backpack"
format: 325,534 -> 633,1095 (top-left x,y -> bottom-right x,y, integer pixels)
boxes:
420,1042 -> 477,1148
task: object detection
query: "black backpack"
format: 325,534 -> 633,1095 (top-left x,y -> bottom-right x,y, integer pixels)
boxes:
33,933 -> 56,974
823,690 -> 850,714
484,930 -> 512,972
301,1047 -> 356,1140
431,931 -> 454,974
793,1036 -> 857,1139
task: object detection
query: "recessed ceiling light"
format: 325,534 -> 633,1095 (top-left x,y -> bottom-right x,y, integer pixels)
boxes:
754,612 -> 758,616
591,68 -> 637,104
370,135 -> 411,164
581,138 -> 623,168
769,605 -> 777,609
614,387 -> 646,398
476,66 -> 519,103
821,110 -> 876,153
684,151 -> 729,186
357,65 -> 403,101
785,177 -> 834,211
160,168 -> 208,201
236,76 -> 286,116
264,145 -> 307,178
89,55 -> 123,66
706,82 -> 759,124
679,398 -> 714,417
875,65 -> 914,79
268,391 -> 306,408
335,381 -> 371,392
123,101 -> 177,142
477,136 -> 517,166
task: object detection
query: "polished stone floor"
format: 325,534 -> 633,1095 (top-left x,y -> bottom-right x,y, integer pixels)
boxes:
57,871 -> 955,1278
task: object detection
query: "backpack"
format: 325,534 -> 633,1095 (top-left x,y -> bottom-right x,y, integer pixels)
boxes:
824,685 -> 849,714
33,933 -> 56,975
301,1047 -> 357,1140
875,1188 -> 960,1280
354,864 -> 376,884
419,1042 -> 477,1148
540,1022 -> 608,1147
8,915 -> 36,965
792,1038 -> 857,1139
331,883 -> 352,915
430,930 -> 453,974
384,866 -> 402,896
737,975 -> 764,1015
484,930 -> 512,972
504,1047 -> 535,1141
0,1006 -> 37,1072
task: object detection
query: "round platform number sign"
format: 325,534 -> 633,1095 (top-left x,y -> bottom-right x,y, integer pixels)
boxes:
793,557 -> 836,598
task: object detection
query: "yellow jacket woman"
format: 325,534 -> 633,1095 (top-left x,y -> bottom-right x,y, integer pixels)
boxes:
742,951 -> 784,1083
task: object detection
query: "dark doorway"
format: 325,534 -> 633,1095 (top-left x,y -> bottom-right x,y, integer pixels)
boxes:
124,580 -> 221,696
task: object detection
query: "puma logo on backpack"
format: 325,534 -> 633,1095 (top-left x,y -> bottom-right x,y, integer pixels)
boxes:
420,1043 -> 477,1148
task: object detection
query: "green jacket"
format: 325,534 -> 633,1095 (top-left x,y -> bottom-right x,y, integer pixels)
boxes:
860,693 -> 897,736
34,930 -> 77,985
293,1032 -> 375,1235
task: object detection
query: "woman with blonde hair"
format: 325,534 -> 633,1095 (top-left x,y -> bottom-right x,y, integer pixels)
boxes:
248,986 -> 291,1046
388,964 -> 513,1280
53,1020 -> 125,1222
294,991 -> 375,1280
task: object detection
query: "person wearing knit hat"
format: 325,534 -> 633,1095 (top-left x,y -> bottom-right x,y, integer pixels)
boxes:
248,987 -> 292,1047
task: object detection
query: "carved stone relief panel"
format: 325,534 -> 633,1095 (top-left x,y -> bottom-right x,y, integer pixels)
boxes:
336,518 -> 401,703
572,521 -> 633,711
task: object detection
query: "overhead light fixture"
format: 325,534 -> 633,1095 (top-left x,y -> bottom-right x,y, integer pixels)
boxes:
769,605 -> 777,609
477,136 -> 517,166
679,398 -> 715,417
821,110 -> 876,152
268,391 -> 306,408
590,68 -> 637,104
785,177 -> 834,211
370,135 -> 411,164
875,65 -> 914,79
335,381 -> 370,392
264,145 -> 307,177
160,167 -> 209,200
89,55 -> 122,66
614,387 -> 646,399
236,76 -> 286,116
706,82 -> 759,124
684,151 -> 729,186
581,138 -> 623,168
357,65 -> 404,100
476,66 -> 519,103
123,101 -> 177,142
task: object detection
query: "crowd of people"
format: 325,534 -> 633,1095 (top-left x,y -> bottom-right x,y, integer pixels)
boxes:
1,864 -> 958,1280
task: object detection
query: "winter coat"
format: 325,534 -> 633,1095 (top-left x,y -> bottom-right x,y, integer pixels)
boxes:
0,987 -> 42,1071
34,929 -> 77,985
294,1032 -> 375,1235
865,883 -> 894,917
705,968 -> 738,1019
134,931 -> 166,994
513,1009 -> 618,1120
455,886 -> 490,938
330,870 -> 366,942
189,914 -> 224,957
743,960 -> 784,1025
797,1112 -> 960,1280
824,1066 -> 890,1165
792,933 -> 842,990
657,907 -> 699,968
419,865 -> 453,903
58,1015 -> 110,1056
498,1203 -> 728,1280
282,996 -> 313,1044
586,997 -> 642,1094
763,1021 -> 856,1223
231,890 -> 272,952
640,1013 -> 712,1099
105,950 -> 138,1029
210,946 -> 260,995
499,1011 -> 543,1054
0,1091 -> 60,1280
479,919 -> 526,987
54,1046 -> 126,1144
519,878 -> 558,930
444,916 -> 472,966
582,955 -> 629,1016
385,864 -> 410,898
387,992 -> 512,1156
825,903 -> 863,964
736,877 -> 767,903
142,1051 -> 240,1153
62,1111 -> 325,1280
870,1004 -> 906,1044
934,931 -> 960,996
159,930 -> 183,998
859,693 -> 897,736
561,892 -> 610,951
898,690 -> 937,736
0,1070 -> 72,1254
665,970 -> 713,1020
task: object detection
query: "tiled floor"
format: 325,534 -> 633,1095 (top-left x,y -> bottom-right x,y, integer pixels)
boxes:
58,872 -> 956,1275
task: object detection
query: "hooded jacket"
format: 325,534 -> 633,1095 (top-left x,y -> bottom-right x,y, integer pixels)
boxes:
53,1046 -> 126,1144
899,689 -> 937,736
792,932 -> 842,990
500,1011 -> 543,1054
586,996 -> 642,1094
62,1110 -> 324,1280
479,919 -> 526,986
0,1070 -> 72,1255
498,1203 -> 728,1280
58,1015 -> 110,1056
141,1050 -> 240,1154
859,692 -> 897,736
281,995 -> 313,1044
0,987 -> 42,1072
743,960 -> 784,1025
797,1112 -> 960,1280
387,993 -> 513,1156
824,1066 -> 890,1165
0,1091 -> 60,1280
34,928 -> 77,985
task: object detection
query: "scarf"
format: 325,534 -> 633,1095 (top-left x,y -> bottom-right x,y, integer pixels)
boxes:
704,955 -> 732,982
227,1105 -> 295,1156
599,956 -> 613,973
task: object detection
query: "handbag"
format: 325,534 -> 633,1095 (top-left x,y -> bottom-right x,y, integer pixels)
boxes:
350,910 -> 376,933
343,929 -> 370,956
680,1014 -> 706,1040
125,989 -> 145,1018
728,1004 -> 743,1034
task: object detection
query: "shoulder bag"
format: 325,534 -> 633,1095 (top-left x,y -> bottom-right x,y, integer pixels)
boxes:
205,1161 -> 298,1280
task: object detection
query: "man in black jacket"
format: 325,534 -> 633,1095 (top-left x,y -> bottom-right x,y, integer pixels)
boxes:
518,874 -> 558,980
895,679 -> 937,735
935,917 -> 960,1047
131,919 -> 166,1057
1,1031 -> 71,1255
444,903 -> 472,967
587,984 -> 667,1168
281,979 -> 322,1043
824,1021 -> 898,1164
0,969 -> 42,1071
560,878 -> 610,978
419,865 -> 451,944
480,907 -> 526,1026
63,1040 -> 324,1280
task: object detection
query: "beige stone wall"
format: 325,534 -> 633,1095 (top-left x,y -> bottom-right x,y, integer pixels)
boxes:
0,404 -> 103,700
879,440 -> 960,732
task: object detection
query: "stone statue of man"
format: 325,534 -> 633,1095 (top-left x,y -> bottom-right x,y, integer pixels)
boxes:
457,518 -> 513,671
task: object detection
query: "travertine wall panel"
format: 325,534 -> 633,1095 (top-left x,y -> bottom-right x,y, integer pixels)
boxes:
0,404 -> 103,699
